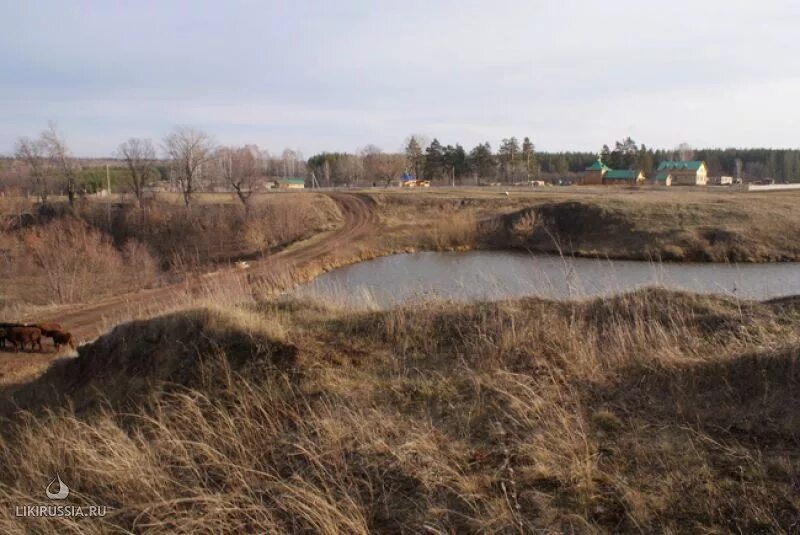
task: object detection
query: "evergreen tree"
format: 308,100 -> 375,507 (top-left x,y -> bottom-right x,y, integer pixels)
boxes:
442,144 -> 468,182
467,142 -> 496,183
783,151 -> 796,182
498,137 -> 521,180
638,144 -> 654,176
522,137 -> 538,179
424,139 -> 445,180
601,144 -> 612,166
553,154 -> 569,175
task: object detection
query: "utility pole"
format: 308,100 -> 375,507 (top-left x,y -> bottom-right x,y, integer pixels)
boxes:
527,152 -> 531,182
106,164 -> 112,225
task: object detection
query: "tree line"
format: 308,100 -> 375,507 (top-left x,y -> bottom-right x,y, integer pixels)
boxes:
594,138 -> 800,182
4,126 -> 799,204
308,135 -> 543,187
4,124 -> 308,213
310,136 -> 800,185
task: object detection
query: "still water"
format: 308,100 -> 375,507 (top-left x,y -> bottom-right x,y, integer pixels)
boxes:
294,251 -> 800,308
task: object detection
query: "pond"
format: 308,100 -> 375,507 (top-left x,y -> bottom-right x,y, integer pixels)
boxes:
293,251 -> 800,308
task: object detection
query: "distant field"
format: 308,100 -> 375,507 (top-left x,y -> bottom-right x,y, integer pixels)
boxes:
364,186 -> 800,262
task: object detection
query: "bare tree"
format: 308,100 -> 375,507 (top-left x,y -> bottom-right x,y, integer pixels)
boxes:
116,138 -> 156,208
677,142 -> 694,162
41,123 -> 78,204
337,154 -> 363,185
163,127 -> 214,206
281,148 -> 299,178
217,145 -> 260,215
14,137 -> 50,201
360,146 -> 405,186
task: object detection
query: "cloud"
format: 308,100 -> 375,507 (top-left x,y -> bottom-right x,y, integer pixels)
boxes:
1,0 -> 799,156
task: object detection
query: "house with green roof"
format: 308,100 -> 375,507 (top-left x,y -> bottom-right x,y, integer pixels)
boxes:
581,158 -> 645,186
648,171 -> 673,186
655,161 -> 707,186
581,159 -> 610,185
603,169 -> 645,185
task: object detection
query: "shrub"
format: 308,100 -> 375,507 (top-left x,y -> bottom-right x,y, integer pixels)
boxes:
20,219 -> 158,304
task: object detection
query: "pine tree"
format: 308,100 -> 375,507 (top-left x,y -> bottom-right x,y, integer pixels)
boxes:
639,144 -> 654,176
424,139 -> 445,180
467,142 -> 496,183
498,137 -> 521,180
522,137 -> 538,179
601,144 -> 612,166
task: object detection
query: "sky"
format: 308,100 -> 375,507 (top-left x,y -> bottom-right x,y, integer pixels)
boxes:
1,0 -> 799,157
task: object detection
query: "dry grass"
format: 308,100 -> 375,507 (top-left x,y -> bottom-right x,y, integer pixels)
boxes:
371,187 -> 800,262
75,192 -> 340,268
1,188 -> 799,532
1,289 -> 799,533
0,193 -> 340,312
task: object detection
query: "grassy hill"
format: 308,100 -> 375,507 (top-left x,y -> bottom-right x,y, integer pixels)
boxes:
1,290 -> 799,533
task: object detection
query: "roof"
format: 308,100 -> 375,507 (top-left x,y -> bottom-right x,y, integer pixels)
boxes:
655,172 -> 672,181
585,159 -> 610,172
657,161 -> 705,171
282,178 -> 306,185
605,170 -> 640,180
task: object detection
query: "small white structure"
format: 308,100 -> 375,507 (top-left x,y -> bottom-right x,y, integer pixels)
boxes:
709,176 -> 733,185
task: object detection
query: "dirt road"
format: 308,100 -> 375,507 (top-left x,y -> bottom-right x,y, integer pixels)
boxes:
26,193 -> 377,342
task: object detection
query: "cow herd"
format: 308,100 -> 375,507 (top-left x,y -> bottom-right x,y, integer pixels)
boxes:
0,322 -> 76,353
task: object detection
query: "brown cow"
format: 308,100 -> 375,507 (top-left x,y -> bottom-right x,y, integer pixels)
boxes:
8,326 -> 43,352
50,330 -> 76,351
36,322 -> 64,337
0,322 -> 22,349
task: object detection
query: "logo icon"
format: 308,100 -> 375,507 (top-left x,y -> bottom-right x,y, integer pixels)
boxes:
45,473 -> 69,500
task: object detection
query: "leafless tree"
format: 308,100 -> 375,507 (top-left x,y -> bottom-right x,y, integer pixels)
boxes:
281,148 -> 300,178
41,123 -> 78,204
360,146 -> 405,186
217,145 -> 260,215
339,154 -> 364,185
677,142 -> 694,162
163,127 -> 215,206
14,136 -> 50,201
116,138 -> 156,208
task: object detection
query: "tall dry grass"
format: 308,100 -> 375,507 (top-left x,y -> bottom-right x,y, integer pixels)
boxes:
1,289 -> 798,532
423,212 -> 478,250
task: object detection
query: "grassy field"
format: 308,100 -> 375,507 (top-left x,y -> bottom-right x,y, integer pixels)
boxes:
368,186 -> 800,262
0,187 -> 798,532
1,289 -> 799,532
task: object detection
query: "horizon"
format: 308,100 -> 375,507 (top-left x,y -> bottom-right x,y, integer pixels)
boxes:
2,0 -> 799,157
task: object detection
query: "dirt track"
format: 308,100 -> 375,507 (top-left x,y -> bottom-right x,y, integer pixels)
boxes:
28,193 -> 378,342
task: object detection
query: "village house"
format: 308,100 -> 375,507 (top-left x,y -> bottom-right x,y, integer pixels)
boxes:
648,171 -> 673,186
581,159 -> 644,186
656,161 -> 708,185
581,159 -> 609,185
603,169 -> 645,185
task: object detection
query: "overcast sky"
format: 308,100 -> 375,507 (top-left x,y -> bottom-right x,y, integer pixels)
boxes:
1,0 -> 798,157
